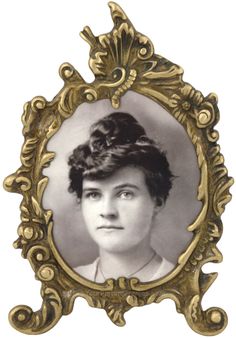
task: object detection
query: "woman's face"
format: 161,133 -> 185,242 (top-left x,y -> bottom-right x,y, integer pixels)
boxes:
81,166 -> 160,253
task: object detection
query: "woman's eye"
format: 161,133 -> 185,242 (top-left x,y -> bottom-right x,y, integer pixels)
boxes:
119,191 -> 134,200
85,192 -> 101,200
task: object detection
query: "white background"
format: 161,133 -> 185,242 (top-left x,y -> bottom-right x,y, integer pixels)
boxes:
0,0 -> 235,337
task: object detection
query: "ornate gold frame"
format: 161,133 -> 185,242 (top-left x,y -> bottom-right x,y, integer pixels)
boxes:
3,2 -> 233,335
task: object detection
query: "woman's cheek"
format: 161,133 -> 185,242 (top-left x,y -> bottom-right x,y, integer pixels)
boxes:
81,202 -> 96,224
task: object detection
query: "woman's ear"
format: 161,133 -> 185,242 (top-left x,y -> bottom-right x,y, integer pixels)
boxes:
76,198 -> 82,209
153,198 -> 165,216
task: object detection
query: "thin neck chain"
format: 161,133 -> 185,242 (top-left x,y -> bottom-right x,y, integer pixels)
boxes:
97,252 -> 156,281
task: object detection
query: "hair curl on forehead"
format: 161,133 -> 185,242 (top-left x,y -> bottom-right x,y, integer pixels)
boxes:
68,112 -> 174,205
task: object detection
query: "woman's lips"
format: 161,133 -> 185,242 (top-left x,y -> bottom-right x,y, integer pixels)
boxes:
97,225 -> 124,230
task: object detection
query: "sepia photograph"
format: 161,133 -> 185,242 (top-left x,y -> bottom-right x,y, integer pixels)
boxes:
43,91 -> 202,282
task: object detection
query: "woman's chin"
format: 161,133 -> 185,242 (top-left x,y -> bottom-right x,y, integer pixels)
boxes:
94,239 -> 127,253
96,239 -> 140,254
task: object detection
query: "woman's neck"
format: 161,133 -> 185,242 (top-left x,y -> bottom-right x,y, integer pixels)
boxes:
98,237 -> 157,279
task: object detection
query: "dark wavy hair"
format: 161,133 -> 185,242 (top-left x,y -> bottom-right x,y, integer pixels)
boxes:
68,112 -> 173,206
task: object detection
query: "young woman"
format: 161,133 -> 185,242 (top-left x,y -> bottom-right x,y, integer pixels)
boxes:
68,112 -> 175,282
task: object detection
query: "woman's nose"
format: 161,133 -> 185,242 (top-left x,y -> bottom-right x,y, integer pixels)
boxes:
99,198 -> 118,219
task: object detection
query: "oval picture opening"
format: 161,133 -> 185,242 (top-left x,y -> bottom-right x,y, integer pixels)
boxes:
43,91 -> 202,283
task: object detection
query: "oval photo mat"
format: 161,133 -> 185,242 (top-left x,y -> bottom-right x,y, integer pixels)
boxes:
43,90 -> 202,273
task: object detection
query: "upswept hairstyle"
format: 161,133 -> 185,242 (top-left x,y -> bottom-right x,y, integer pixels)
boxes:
68,112 -> 173,205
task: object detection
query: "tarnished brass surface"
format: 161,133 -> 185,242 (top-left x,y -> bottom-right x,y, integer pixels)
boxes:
3,2 -> 233,335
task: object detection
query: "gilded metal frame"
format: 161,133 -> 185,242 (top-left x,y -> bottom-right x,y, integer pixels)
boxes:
3,2 -> 233,335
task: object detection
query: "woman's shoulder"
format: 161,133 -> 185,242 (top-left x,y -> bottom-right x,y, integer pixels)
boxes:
160,257 -> 175,272
151,254 -> 175,280
73,257 -> 99,280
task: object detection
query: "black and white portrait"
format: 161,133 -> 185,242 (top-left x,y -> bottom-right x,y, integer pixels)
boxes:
43,91 -> 202,283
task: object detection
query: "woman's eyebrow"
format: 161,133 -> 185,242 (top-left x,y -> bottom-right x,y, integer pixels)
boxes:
82,187 -> 100,192
114,183 -> 140,190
